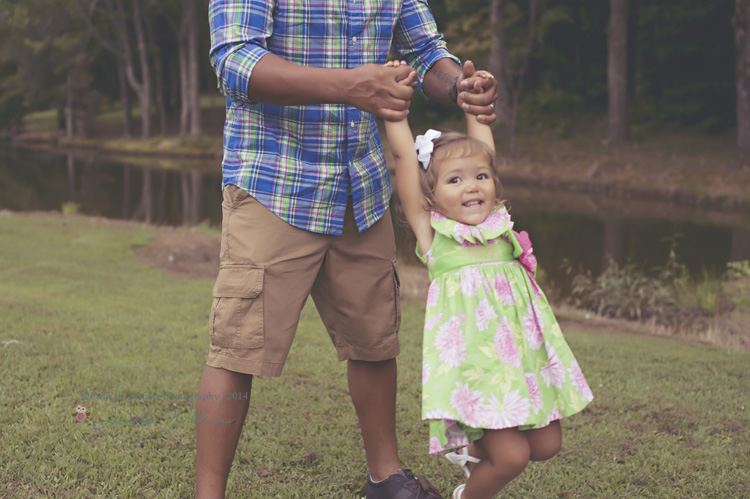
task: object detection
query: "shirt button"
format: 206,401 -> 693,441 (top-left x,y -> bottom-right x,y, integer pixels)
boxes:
352,36 -> 357,43
350,121 -> 355,128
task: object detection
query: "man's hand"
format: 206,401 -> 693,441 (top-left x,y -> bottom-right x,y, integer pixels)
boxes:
458,60 -> 499,124
347,63 -> 418,121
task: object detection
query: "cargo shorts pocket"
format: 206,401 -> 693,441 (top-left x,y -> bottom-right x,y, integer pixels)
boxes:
209,265 -> 264,349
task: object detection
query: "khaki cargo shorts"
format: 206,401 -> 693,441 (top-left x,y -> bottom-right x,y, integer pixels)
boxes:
205,185 -> 401,377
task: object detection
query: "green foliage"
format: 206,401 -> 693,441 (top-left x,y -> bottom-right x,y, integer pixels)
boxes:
632,0 -> 735,130
436,0 -> 737,135
60,201 -> 81,216
725,261 -> 750,311
566,253 -> 682,324
567,245 -> 750,330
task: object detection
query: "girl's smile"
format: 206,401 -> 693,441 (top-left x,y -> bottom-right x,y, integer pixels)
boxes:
432,153 -> 496,225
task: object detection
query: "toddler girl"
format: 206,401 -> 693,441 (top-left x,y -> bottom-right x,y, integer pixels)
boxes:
384,62 -> 593,499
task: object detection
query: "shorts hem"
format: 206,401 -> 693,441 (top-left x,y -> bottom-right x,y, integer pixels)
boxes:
206,354 -> 284,378
338,342 -> 400,362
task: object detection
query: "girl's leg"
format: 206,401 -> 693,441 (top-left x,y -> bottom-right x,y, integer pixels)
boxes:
458,421 -> 562,498
460,428 -> 530,499
526,420 -> 562,462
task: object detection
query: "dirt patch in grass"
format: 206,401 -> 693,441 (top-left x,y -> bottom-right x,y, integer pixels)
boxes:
132,226 -> 221,281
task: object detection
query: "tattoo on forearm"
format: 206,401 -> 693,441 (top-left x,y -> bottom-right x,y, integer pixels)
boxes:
449,76 -> 459,104
431,69 -> 460,104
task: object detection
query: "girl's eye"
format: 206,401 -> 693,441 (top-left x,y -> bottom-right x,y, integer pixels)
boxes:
449,177 -> 461,184
477,173 -> 489,180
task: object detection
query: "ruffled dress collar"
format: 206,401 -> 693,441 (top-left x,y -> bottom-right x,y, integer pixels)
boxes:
430,205 -> 514,246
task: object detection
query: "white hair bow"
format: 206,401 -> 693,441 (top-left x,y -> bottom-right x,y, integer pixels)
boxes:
414,129 -> 442,170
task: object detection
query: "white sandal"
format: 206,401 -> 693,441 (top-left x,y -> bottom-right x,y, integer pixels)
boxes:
445,446 -> 481,478
452,483 -> 466,499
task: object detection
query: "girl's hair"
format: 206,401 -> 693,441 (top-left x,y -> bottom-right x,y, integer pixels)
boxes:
418,131 -> 503,211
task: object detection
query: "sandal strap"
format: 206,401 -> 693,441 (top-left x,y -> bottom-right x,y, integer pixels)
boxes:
445,449 -> 480,466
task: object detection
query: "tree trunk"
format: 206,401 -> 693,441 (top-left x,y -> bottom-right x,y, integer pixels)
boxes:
146,15 -> 168,135
66,74 -> 75,138
734,0 -> 750,149
116,59 -> 132,138
487,0 -> 538,158
178,0 -> 202,136
487,0 -> 512,132
130,0 -> 152,138
608,0 -> 629,143
178,33 -> 189,135
83,0 -> 151,137
187,0 -> 202,136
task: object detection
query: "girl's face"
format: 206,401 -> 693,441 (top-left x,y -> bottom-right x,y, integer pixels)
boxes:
432,153 -> 496,225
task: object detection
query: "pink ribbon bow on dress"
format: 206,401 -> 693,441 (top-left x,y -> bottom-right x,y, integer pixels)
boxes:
513,230 -> 537,276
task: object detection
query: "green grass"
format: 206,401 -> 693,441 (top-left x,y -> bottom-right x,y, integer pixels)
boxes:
1,213 -> 749,498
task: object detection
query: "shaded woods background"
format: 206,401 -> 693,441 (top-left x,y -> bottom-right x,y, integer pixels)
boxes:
0,0 -> 743,147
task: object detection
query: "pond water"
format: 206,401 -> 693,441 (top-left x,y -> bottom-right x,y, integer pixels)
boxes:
2,141 -> 749,295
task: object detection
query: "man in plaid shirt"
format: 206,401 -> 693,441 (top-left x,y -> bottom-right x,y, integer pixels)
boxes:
197,1 -> 498,497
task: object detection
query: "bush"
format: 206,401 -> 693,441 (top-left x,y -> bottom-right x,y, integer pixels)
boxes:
565,251 -> 748,330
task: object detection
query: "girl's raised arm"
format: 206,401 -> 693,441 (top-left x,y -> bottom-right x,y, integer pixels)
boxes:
384,117 -> 433,251
466,112 -> 495,155
464,73 -> 496,154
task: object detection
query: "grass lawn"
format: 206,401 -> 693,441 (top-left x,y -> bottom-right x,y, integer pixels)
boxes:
0,213 -> 748,498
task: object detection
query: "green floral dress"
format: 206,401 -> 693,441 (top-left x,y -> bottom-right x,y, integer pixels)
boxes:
417,206 -> 593,454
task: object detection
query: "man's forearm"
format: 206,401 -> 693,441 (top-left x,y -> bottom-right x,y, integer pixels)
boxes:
247,53 -> 351,105
246,54 -> 416,120
421,58 -> 463,106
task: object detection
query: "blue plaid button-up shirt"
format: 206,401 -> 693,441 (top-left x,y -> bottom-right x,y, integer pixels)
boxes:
209,0 -> 459,235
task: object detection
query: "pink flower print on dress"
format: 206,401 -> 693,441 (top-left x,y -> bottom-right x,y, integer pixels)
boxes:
546,408 -> 563,425
429,437 -> 443,454
483,390 -> 531,429
525,372 -> 543,414
461,238 -> 498,249
425,248 -> 435,264
446,436 -> 470,449
431,211 -> 447,223
458,310 -> 467,324
568,359 -> 594,402
452,222 -> 483,244
494,317 -> 521,367
523,301 -> 544,350
426,281 -> 440,308
540,342 -> 566,389
478,208 -> 511,230
434,316 -> 467,368
494,275 -> 515,306
450,382 -> 485,427
425,410 -> 455,420
445,421 -> 471,449
424,311 -> 444,332
475,299 -> 498,331
422,363 -> 431,384
459,267 -> 485,297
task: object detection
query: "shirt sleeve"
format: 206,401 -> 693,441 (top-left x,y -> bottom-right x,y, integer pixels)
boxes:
208,0 -> 274,103
392,0 -> 461,98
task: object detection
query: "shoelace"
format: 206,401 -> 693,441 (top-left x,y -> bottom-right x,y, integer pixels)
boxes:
404,473 -> 443,498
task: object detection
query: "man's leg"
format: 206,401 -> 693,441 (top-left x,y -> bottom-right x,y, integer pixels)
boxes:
195,365 -> 253,499
347,358 -> 401,481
